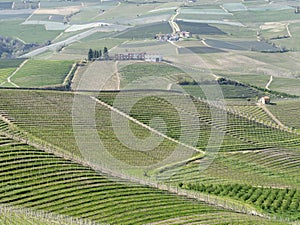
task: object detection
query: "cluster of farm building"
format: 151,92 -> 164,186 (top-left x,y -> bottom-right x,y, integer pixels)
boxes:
155,31 -> 191,42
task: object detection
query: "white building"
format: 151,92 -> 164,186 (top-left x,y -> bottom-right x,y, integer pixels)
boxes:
145,54 -> 163,62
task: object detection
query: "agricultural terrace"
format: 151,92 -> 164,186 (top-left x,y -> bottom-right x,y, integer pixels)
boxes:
183,183 -> 300,220
0,204 -> 95,225
0,89 -> 299,158
0,89 -> 299,222
267,99 -> 300,131
181,84 -> 263,99
0,121 -> 285,224
10,60 -> 74,87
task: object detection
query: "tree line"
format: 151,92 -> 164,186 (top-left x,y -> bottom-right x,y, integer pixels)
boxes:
88,47 -> 108,61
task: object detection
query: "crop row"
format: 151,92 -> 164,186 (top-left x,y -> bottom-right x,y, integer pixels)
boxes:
0,134 -> 260,225
98,91 -> 300,151
155,148 -> 300,190
183,183 -> 300,220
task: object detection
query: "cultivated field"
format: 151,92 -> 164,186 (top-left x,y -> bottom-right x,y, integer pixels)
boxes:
0,0 -> 299,224
9,60 -> 74,87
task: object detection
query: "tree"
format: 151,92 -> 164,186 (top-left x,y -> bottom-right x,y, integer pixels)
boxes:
88,48 -> 93,61
99,50 -> 102,59
94,50 -> 99,59
103,47 -> 108,59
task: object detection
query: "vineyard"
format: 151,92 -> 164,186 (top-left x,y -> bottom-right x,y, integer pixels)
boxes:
0,0 -> 300,223
183,183 -> 300,220
0,118 -> 286,224
0,88 -> 298,222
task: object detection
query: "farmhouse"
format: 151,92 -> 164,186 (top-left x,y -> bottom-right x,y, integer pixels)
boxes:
114,52 -> 146,60
114,53 -> 163,62
258,96 -> 271,105
295,6 -> 300,14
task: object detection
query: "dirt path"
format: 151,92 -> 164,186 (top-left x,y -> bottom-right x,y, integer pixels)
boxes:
20,27 -> 102,58
63,63 -> 77,86
286,23 -> 292,37
257,103 -> 286,129
265,75 -> 273,90
115,61 -> 120,90
7,59 -> 29,87
169,8 -> 180,34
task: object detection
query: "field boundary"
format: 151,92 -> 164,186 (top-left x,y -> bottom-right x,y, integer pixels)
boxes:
257,103 -> 286,129
7,59 -> 29,87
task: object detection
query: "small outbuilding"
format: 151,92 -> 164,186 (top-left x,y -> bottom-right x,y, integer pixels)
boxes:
259,96 -> 270,105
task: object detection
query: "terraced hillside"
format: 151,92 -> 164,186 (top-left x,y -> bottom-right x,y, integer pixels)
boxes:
98,91 -> 300,151
0,120 -> 285,224
0,89 -> 299,223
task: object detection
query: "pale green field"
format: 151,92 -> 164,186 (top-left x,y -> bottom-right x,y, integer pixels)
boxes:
0,68 -> 15,84
11,60 -> 74,87
0,20 -> 61,44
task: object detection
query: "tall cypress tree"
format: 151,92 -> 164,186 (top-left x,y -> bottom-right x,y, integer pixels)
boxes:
103,47 -> 108,59
88,48 -> 93,61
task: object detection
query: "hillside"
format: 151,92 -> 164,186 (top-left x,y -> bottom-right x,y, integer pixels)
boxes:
0,0 -> 300,223
0,89 -> 298,223
0,111 -> 287,224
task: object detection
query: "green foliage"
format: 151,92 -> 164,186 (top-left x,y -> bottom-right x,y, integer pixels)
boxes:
88,48 -> 93,61
87,47 -> 108,61
183,183 -> 300,220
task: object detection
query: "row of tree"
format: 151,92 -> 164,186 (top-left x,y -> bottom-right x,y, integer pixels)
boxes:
88,47 -> 108,61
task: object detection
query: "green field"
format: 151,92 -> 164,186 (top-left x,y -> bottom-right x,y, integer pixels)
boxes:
10,60 -> 74,87
0,59 -> 26,68
0,68 -> 15,84
0,20 -> 61,44
119,62 -> 186,87
116,22 -> 172,39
